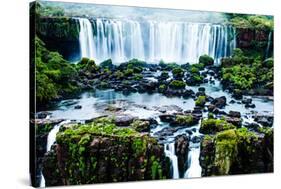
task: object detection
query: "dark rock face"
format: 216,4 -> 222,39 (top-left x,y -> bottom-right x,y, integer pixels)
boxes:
42,134 -> 170,186
254,113 -> 274,127
175,135 -> 189,178
74,105 -> 82,109
211,96 -> 227,109
199,128 -> 273,176
228,111 -> 241,118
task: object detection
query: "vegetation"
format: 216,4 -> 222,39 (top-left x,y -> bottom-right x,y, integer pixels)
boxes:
199,118 -> 236,134
169,80 -> 186,89
195,95 -> 206,107
221,48 -> 273,92
35,37 -> 80,105
199,55 -> 214,66
229,15 -> 273,31
174,115 -> 195,126
172,67 -> 184,79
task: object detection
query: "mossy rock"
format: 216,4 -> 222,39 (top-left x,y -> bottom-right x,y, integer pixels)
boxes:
199,118 -> 236,134
199,55 -> 214,66
169,80 -> 186,90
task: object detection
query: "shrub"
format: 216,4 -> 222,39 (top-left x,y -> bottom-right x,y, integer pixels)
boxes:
195,96 -> 206,107
172,68 -> 184,79
199,118 -> 236,134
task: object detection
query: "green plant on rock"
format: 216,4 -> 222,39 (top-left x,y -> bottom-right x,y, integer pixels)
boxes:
199,55 -> 214,66
195,95 -> 206,107
175,115 -> 194,126
200,118 -> 236,134
172,67 -> 184,79
169,80 -> 186,89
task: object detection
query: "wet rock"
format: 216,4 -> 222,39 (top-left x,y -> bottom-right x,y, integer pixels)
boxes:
191,135 -> 202,143
198,87 -> 206,92
211,96 -> 227,109
130,119 -> 151,132
159,114 -> 176,123
115,115 -> 137,126
254,113 -> 274,127
157,105 -> 183,113
228,111 -> 241,118
229,100 -> 236,104
226,117 -> 242,127
182,89 -> 195,99
74,105 -> 82,109
175,135 -> 189,178
242,98 -> 252,105
36,111 -> 50,119
245,103 -> 256,108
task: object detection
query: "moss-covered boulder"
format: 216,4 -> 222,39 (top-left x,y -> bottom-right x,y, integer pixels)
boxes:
42,117 -> 170,186
199,55 -> 214,66
200,127 -> 273,176
199,118 -> 236,134
169,80 -> 186,90
195,95 -> 206,107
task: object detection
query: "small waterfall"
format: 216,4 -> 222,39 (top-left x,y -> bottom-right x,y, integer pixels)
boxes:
184,147 -> 202,178
164,142 -> 179,179
265,31 -> 273,59
78,18 -> 236,64
40,120 -> 71,187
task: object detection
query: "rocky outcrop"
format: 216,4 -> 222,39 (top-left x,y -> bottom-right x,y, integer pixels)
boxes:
175,135 -> 189,178
42,118 -> 170,186
200,128 -> 273,176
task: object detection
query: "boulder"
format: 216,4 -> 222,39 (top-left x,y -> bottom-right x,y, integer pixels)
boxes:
211,96 -> 227,109
175,135 -> 189,178
115,115 -> 136,126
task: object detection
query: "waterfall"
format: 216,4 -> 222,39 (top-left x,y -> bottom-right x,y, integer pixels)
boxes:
164,142 -> 179,179
265,31 -> 273,59
184,147 -> 202,178
78,18 -> 236,64
40,120 -> 71,187
79,18 -> 96,60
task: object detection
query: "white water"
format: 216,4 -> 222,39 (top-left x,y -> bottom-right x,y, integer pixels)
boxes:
184,147 -> 202,178
78,18 -> 236,64
265,31 -> 273,59
164,142 -> 179,179
40,120 -> 71,187
79,18 -> 96,60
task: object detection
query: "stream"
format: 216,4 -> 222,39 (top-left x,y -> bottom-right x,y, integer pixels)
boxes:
38,72 -> 273,186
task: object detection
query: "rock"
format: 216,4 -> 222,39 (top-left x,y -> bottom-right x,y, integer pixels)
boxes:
74,105 -> 82,109
175,135 -> 189,178
199,128 -> 273,176
242,98 -> 252,105
211,96 -> 227,109
198,87 -> 206,92
229,100 -> 236,104
36,111 -> 50,119
156,105 -> 183,113
228,111 -> 241,118
130,119 -> 150,132
159,114 -> 176,123
170,114 -> 198,127
245,103 -> 256,108
254,113 -> 274,127
191,135 -> 202,143
226,116 -> 242,127
182,89 -> 195,99
115,115 -> 136,126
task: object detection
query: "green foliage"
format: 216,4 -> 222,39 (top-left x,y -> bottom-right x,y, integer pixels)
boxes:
36,2 -> 65,17
35,37 -> 80,104
133,73 -> 143,81
174,115 -> 194,126
221,48 -> 273,91
172,67 -> 184,79
169,80 -> 186,89
160,71 -> 169,80
124,69 -> 134,77
200,118 -> 236,134
199,54 -> 214,66
230,15 -> 273,30
195,95 -> 206,107
158,84 -> 167,93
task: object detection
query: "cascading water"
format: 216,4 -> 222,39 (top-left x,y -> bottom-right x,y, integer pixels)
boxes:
79,18 -> 96,60
78,18 -> 236,64
184,147 -> 202,178
164,142 -> 179,179
40,120 -> 71,187
265,31 -> 273,59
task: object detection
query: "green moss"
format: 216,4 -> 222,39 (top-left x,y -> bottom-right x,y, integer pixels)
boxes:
214,129 -> 238,175
133,73 -> 143,81
195,95 -> 206,107
124,69 -> 134,77
160,71 -> 169,80
158,84 -> 167,93
229,15 -> 273,30
175,115 -> 194,126
200,118 -> 236,134
169,80 -> 186,89
172,67 -> 184,79
130,120 -> 150,132
199,55 -> 214,66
